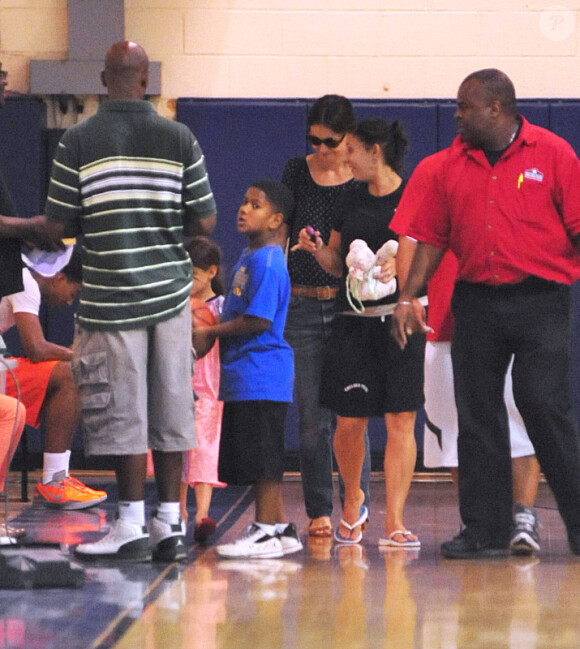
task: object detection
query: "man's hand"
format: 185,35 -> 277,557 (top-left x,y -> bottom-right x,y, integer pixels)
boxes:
0,214 -> 65,251
391,299 -> 429,350
391,241 -> 445,348
23,215 -> 66,251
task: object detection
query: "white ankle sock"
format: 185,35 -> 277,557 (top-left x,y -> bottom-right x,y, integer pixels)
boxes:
156,502 -> 181,525
42,452 -> 70,484
255,522 -> 277,536
275,523 -> 289,534
117,501 -> 146,526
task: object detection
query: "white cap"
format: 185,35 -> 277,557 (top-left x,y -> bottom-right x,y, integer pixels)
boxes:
21,245 -> 74,277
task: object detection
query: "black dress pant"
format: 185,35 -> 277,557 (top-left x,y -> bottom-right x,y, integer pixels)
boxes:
451,277 -> 580,548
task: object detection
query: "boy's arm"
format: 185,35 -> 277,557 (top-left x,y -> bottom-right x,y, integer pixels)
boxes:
211,314 -> 270,338
191,314 -> 270,353
13,312 -> 73,362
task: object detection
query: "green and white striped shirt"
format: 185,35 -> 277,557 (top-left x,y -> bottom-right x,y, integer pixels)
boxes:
46,100 -> 216,331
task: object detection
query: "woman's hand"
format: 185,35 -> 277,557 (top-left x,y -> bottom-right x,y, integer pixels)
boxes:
290,227 -> 321,253
374,257 -> 397,283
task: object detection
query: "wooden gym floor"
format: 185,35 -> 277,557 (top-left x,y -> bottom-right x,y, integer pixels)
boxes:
1,472 -> 579,649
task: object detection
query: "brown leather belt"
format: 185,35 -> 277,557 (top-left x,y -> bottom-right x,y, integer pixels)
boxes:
290,285 -> 338,300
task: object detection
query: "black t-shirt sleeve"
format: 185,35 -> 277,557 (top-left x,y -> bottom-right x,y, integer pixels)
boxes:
331,190 -> 349,234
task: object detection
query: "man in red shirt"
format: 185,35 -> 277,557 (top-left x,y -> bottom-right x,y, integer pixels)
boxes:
392,68 -> 580,559
391,151 -> 541,556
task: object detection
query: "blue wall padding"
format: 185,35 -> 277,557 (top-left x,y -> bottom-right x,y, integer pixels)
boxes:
176,99 -> 307,278
0,96 -> 46,217
353,101 -> 439,175
550,102 -> 580,155
177,99 -> 442,275
3,96 -> 580,461
175,97 -> 580,456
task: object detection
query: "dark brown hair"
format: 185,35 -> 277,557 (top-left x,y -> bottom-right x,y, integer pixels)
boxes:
184,236 -> 224,296
307,94 -> 356,134
353,118 -> 408,175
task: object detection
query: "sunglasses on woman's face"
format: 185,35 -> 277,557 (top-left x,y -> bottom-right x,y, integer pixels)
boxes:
306,133 -> 346,149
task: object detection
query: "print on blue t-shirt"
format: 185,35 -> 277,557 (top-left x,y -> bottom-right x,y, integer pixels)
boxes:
219,245 -> 294,403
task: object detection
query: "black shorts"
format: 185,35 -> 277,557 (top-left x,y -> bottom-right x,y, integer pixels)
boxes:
319,315 -> 425,418
218,400 -> 288,485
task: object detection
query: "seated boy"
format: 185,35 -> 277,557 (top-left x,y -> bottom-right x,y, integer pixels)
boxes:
193,179 -> 301,559
1,247 -> 107,508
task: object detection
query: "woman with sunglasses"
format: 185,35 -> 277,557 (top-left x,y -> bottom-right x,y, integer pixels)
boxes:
293,118 -> 424,547
282,95 -> 371,540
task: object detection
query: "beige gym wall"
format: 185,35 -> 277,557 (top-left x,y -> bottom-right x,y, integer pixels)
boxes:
0,0 -> 578,122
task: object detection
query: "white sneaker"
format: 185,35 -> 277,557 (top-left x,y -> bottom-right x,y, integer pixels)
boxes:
75,518 -> 151,562
278,523 -> 303,556
216,523 -> 284,559
148,515 -> 187,562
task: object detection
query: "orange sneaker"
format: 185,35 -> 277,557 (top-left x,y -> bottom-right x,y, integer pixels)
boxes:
35,470 -> 107,510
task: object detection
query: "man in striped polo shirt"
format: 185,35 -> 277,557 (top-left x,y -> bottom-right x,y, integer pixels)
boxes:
44,41 -> 217,562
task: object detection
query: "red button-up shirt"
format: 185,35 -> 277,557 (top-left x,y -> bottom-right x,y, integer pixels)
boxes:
407,118 -> 580,286
391,151 -> 457,341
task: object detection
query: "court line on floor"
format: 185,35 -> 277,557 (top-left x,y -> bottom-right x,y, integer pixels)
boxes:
90,486 -> 253,649
194,485 -> 254,547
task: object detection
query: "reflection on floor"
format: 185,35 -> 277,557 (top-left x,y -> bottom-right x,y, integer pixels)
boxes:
1,473 -> 580,649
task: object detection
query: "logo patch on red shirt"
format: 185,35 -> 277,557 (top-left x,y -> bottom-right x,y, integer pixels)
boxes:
524,168 -> 544,182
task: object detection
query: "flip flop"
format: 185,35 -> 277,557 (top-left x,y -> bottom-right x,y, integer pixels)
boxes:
334,505 -> 369,545
378,530 -> 421,548
308,519 -> 333,538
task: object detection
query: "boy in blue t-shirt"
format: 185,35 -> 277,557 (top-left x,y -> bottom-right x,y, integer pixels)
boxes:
192,179 -> 301,559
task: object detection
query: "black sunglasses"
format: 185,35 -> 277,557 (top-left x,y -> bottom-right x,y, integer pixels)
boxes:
306,133 -> 346,149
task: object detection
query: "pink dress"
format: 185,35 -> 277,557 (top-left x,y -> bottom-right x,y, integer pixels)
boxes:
182,295 -> 226,488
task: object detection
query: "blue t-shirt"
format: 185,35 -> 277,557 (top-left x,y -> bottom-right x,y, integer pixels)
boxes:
219,245 -> 294,402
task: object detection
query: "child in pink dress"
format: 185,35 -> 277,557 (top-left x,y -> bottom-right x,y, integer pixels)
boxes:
181,237 -> 226,543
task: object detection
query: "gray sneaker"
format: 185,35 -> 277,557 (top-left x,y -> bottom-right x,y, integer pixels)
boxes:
510,504 -> 540,556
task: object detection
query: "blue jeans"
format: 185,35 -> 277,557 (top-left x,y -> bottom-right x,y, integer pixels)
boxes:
285,295 -> 371,520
